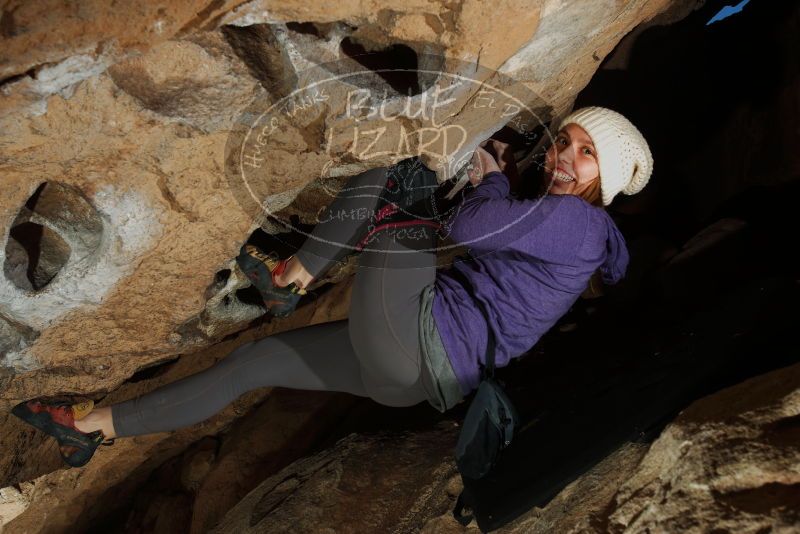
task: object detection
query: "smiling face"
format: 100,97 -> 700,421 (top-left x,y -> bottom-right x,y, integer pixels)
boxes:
544,123 -> 600,198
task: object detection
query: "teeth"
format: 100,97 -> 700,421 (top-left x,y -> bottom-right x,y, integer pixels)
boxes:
553,170 -> 574,182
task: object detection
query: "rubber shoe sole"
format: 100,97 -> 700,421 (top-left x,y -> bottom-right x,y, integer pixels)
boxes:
11,401 -> 113,468
236,245 -> 307,318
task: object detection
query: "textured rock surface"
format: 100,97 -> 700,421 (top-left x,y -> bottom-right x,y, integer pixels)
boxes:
208,362 -> 800,533
0,0 -> 247,116
0,278 -> 354,532
577,361 -> 800,533
210,421 -> 462,534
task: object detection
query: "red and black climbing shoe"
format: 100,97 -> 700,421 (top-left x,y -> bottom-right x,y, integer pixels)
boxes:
236,244 -> 308,318
11,399 -> 115,468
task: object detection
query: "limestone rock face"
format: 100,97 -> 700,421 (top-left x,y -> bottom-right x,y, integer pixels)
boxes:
207,362 -> 800,534
210,422 -> 461,534
594,361 -> 800,533
0,279 -> 356,533
0,0 -> 248,115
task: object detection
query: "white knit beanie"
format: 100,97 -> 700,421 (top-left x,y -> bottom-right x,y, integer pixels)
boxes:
558,106 -> 654,206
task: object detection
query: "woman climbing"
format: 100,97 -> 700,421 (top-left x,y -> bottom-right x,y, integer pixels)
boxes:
12,106 -> 653,468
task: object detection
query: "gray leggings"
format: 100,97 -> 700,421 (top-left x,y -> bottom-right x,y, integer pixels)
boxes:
112,165 -> 442,437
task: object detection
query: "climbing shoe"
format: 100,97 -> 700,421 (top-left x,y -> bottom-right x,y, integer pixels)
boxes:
11,399 -> 115,468
236,244 -> 308,318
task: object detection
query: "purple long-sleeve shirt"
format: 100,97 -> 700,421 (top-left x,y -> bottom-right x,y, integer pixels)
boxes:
432,171 -> 630,395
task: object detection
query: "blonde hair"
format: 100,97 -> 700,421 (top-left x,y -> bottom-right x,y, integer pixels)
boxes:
578,176 -> 604,208
579,176 -> 605,298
